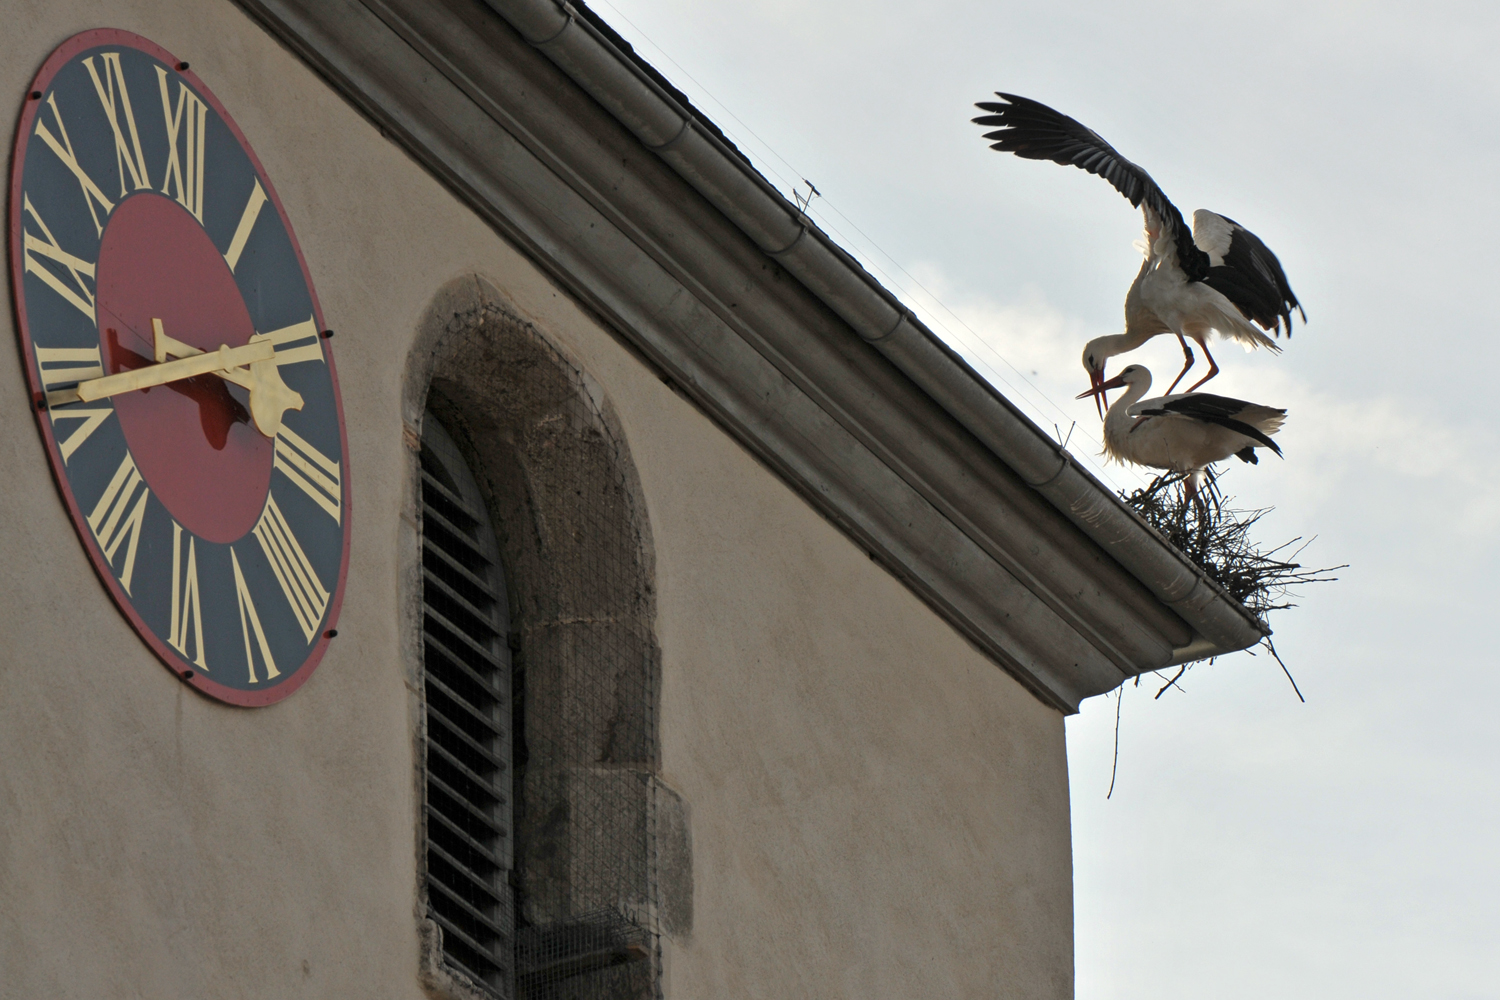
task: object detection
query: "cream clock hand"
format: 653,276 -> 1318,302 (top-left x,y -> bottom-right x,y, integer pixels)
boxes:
52,318 -> 306,436
72,338 -> 272,400
143,318 -> 306,436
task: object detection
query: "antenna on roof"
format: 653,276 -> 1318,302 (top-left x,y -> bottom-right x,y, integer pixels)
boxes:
793,178 -> 821,214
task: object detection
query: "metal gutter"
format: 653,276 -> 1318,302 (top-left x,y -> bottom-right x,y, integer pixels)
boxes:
483,0 -> 1268,661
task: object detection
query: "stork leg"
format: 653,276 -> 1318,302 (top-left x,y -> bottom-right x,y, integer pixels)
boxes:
1185,340 -> 1221,392
1163,334 -> 1196,394
1184,470 -> 1208,514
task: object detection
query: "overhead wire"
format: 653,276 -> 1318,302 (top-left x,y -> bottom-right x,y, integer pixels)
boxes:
587,0 -> 1151,493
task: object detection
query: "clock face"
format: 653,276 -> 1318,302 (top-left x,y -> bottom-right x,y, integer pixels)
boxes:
9,30 -> 350,706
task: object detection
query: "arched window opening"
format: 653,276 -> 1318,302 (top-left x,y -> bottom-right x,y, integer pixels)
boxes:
421,413 -> 514,990
410,279 -> 691,1000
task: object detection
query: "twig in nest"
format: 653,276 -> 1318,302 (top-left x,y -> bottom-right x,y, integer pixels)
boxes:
1101,472 -> 1328,795
1154,664 -> 1188,699
1261,636 -> 1305,703
1119,469 -> 1346,625
1107,687 -> 1123,799
1115,469 -> 1340,705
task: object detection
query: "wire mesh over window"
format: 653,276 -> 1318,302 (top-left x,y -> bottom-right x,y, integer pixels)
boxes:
420,303 -> 668,1000
421,414 -> 514,994
501,379 -> 659,1000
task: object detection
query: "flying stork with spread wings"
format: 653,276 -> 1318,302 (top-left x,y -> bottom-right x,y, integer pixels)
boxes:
973,93 -> 1305,413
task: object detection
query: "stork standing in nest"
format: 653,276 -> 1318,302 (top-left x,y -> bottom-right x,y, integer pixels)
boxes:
973,93 -> 1305,414
1076,365 -> 1286,499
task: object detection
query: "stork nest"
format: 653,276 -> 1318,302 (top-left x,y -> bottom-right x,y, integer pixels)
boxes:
1119,469 -> 1343,626
1102,470 -> 1341,793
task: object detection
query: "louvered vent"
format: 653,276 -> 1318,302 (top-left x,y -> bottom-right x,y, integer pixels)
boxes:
420,415 -> 513,994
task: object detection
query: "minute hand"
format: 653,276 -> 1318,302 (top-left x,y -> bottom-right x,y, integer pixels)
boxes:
73,341 -> 276,403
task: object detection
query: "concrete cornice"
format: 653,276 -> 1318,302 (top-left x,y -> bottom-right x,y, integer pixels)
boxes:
231,0 -> 1265,712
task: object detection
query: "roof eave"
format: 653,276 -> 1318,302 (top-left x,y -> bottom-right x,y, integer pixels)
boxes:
232,0 -> 1266,712
483,0 -> 1268,656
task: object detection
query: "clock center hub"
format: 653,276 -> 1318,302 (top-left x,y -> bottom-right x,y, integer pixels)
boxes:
95,192 -> 274,543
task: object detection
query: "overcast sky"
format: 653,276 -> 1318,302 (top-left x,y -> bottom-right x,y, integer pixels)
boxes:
586,1 -> 1500,996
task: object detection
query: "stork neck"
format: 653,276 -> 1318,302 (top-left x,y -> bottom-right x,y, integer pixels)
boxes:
1088,333 -> 1138,362
1103,376 -> 1152,429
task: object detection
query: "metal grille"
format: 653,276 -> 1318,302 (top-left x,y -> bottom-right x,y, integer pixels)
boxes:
421,311 -> 663,999
422,414 -> 514,994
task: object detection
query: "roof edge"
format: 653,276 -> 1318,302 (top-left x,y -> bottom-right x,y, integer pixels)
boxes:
230,0 -> 1264,710
482,0 -> 1268,658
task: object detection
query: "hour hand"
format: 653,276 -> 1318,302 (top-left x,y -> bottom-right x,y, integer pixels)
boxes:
242,333 -> 304,437
150,317 -> 252,392
148,318 -> 305,436
54,318 -> 305,438
71,339 -> 274,402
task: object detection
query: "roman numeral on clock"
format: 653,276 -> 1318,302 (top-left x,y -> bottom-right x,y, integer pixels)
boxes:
224,179 -> 267,272
37,347 -> 106,418
83,53 -> 151,197
21,195 -> 97,322
156,67 -> 208,221
36,346 -> 104,392
87,451 -> 150,595
274,424 -> 341,523
32,94 -> 113,236
49,408 -> 113,463
168,523 -> 208,669
252,495 -> 330,643
264,317 -> 326,367
230,548 -> 280,684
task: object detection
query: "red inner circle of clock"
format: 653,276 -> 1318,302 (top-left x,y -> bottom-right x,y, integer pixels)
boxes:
95,193 -> 273,543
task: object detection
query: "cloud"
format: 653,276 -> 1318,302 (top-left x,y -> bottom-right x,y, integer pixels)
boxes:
1211,366 -> 1500,542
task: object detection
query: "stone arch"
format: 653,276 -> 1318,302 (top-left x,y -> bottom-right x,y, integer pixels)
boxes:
403,276 -> 688,998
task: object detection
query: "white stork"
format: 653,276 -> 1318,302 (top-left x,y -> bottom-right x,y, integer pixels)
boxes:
973,93 -> 1305,413
1076,365 -> 1286,498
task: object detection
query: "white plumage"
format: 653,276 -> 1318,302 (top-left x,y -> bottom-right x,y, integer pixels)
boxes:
973,94 -> 1305,409
1080,208 -> 1284,404
1076,365 -> 1286,496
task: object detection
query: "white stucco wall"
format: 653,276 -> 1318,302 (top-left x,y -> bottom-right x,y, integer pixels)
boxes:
0,2 -> 1073,997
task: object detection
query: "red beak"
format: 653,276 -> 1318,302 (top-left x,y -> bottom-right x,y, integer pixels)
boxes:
1076,370 -> 1129,418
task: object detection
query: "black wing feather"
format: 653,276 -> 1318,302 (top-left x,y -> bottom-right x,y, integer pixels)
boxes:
1157,392 -> 1259,419
1201,217 -> 1305,336
1136,393 -> 1284,454
973,93 -> 1210,280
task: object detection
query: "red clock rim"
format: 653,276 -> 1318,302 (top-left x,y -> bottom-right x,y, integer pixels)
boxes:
9,28 -> 352,708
